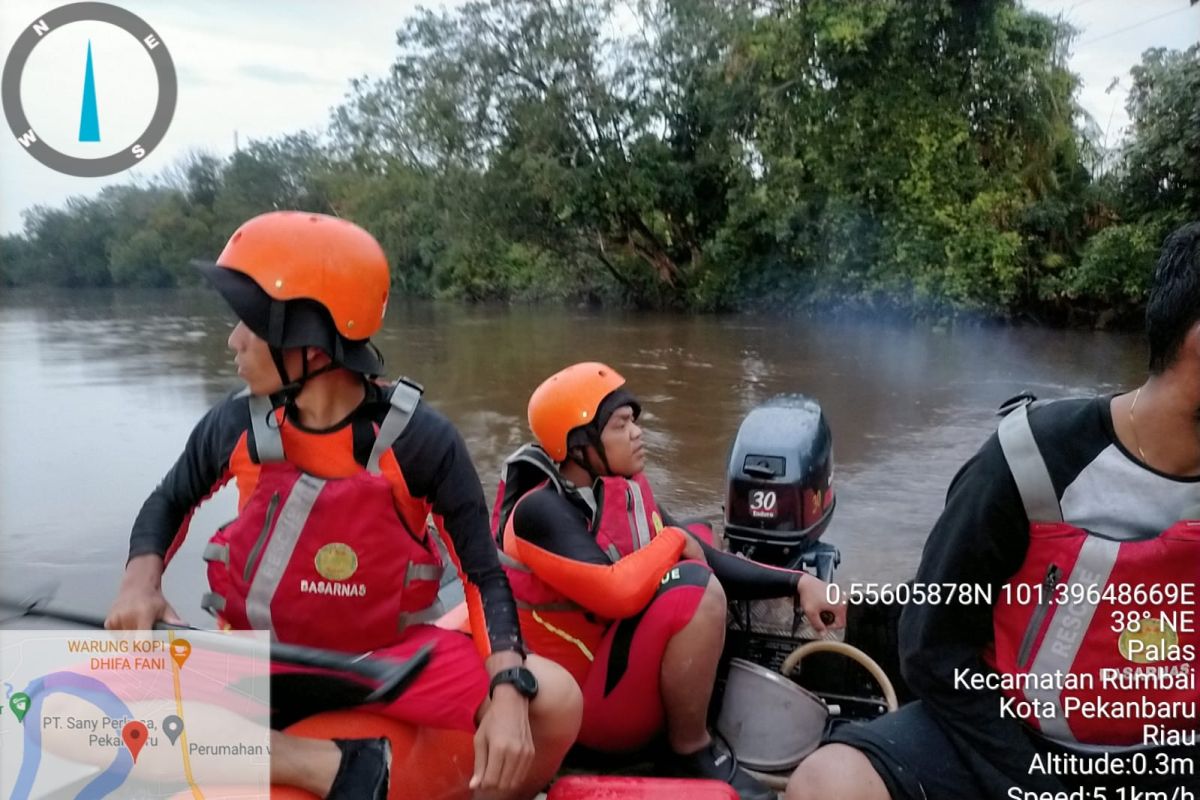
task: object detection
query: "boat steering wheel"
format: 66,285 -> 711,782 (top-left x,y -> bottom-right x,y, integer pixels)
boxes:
781,639 -> 899,713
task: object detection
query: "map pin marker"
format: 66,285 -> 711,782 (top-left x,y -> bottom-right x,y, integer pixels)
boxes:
122,721 -> 148,763
163,714 -> 184,746
9,692 -> 30,723
170,639 -> 191,669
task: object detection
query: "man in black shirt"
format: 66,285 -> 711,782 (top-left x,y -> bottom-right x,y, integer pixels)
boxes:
787,224 -> 1200,800
106,212 -> 581,799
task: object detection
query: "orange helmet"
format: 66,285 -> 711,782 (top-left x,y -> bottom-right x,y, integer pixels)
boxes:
196,211 -> 390,374
528,362 -> 640,461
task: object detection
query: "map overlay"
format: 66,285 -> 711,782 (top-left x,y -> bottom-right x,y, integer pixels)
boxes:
1,630 -> 270,799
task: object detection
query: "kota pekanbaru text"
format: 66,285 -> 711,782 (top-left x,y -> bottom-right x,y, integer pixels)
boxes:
998,695 -> 1195,726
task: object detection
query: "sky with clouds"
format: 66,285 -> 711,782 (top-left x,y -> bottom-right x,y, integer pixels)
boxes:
0,0 -> 1197,235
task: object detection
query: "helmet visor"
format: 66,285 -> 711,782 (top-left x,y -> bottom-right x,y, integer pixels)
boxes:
195,260 -> 385,376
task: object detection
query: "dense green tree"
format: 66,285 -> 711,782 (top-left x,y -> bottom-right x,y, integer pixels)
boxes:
20,198 -> 116,287
1120,45 -> 1199,225
737,1 -> 1086,312
213,133 -> 335,233
2,0 -> 1194,324
1045,44 -> 1199,320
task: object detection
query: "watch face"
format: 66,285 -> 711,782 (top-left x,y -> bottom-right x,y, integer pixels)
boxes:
515,668 -> 538,695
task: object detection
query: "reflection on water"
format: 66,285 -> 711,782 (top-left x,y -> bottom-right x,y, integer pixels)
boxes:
0,289 -> 1146,622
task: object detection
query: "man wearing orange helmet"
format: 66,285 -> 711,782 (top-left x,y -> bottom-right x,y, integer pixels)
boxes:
492,362 -> 847,800
105,212 -> 581,800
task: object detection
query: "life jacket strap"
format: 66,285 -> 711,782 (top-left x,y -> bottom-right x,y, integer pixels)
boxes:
404,562 -> 443,586
248,393 -> 285,463
367,379 -> 423,474
997,401 -> 1063,524
398,603 -> 447,632
502,445 -> 561,488
201,591 -> 226,614
202,543 -> 229,565
494,443 -> 591,541
626,478 -> 653,551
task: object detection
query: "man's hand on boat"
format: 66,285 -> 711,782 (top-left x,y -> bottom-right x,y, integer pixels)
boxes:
470,656 -> 536,797
798,572 -> 847,636
104,554 -> 187,630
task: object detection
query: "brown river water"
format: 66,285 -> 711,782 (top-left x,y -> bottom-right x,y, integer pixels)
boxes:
0,289 -> 1147,625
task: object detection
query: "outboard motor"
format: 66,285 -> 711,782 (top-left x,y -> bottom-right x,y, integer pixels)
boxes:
723,395 -> 839,581
719,395 -> 910,709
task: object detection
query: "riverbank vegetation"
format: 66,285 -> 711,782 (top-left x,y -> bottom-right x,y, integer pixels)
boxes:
2,0 -> 1196,323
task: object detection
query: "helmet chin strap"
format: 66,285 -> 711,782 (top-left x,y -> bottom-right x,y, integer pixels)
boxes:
568,434 -> 615,482
264,302 -> 338,403
268,345 -> 296,396
268,345 -> 338,404
266,301 -> 299,400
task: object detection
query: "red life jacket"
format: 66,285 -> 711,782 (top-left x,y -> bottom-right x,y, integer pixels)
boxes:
491,444 -> 666,615
203,382 -> 445,652
987,400 -> 1200,748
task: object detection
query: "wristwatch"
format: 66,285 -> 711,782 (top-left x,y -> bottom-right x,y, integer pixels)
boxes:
489,666 -> 539,700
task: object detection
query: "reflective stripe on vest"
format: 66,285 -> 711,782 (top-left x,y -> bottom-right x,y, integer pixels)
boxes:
997,402 -> 1063,524
245,474 -> 326,639
627,479 -> 652,551
367,381 -> 422,474
1021,536 -> 1121,745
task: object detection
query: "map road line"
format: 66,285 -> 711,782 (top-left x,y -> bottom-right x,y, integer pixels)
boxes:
168,629 -> 205,800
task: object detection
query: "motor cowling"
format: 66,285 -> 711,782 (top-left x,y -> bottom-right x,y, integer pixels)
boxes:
723,395 -> 834,567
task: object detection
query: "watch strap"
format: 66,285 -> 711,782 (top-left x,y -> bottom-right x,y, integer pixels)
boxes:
488,666 -> 537,699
